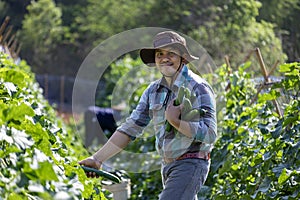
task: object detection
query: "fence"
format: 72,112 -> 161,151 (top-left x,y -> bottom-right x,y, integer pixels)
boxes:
0,16 -> 21,61
35,74 -> 105,113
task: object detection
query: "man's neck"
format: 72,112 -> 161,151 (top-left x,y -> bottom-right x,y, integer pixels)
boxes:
165,75 -> 176,87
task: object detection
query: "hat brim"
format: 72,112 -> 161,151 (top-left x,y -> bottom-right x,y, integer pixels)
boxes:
140,43 -> 198,67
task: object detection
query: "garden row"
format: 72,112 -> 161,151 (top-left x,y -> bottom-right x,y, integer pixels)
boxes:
0,53 -> 107,199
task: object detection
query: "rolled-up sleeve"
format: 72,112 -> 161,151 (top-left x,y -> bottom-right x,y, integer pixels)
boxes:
189,83 -> 217,144
117,85 -> 152,140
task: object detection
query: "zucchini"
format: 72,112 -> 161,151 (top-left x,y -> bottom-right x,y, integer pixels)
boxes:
165,121 -> 172,132
81,166 -> 121,183
184,87 -> 191,99
189,92 -> 197,104
182,108 -> 207,121
182,109 -> 199,121
182,97 -> 192,115
174,86 -> 185,106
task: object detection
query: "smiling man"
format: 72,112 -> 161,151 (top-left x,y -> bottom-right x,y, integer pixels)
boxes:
79,31 -> 217,200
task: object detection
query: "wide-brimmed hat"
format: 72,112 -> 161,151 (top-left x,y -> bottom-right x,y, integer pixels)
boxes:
140,31 -> 199,66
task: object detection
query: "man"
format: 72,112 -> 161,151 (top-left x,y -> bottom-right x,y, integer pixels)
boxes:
79,31 -> 217,200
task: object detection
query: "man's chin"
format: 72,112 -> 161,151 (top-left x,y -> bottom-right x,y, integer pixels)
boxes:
161,71 -> 176,77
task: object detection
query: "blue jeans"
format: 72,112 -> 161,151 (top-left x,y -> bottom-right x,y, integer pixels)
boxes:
159,158 -> 210,200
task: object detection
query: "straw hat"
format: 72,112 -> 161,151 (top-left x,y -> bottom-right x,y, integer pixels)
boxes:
140,31 -> 199,67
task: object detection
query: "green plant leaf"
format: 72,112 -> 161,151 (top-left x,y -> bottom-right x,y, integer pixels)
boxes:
279,63 -> 292,73
6,103 -> 35,122
7,193 -> 24,200
36,161 -> 59,181
258,176 -> 271,193
278,168 -> 291,185
0,68 -> 29,89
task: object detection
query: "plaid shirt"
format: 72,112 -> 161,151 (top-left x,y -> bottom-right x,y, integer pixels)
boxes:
117,65 -> 217,160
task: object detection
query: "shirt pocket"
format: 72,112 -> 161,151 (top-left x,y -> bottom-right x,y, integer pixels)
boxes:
149,103 -> 165,126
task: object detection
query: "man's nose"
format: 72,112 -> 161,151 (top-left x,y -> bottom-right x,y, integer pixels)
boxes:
161,54 -> 171,61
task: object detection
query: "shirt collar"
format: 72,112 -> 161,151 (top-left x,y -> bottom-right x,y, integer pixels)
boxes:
173,64 -> 189,88
156,64 -> 189,90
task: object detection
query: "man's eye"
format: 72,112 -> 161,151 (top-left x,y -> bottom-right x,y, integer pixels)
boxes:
156,52 -> 163,57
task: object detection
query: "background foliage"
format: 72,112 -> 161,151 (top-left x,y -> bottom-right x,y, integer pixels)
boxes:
1,0 -> 299,76
204,61 -> 300,199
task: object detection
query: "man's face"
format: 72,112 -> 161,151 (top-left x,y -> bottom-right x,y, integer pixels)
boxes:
155,46 -> 182,77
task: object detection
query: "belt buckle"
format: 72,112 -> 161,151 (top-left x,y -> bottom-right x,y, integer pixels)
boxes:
200,152 -> 210,160
206,152 -> 210,160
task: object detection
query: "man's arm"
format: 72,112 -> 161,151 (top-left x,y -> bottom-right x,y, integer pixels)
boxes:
93,131 -> 131,162
79,84 -> 152,175
78,131 -> 131,173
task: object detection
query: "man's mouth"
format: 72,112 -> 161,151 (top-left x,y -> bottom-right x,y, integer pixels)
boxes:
160,63 -> 173,67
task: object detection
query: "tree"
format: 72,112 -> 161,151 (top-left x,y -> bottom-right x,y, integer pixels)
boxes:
258,0 -> 300,62
257,0 -> 299,27
137,0 -> 213,33
19,0 -> 64,74
75,0 -> 148,49
2,0 -> 295,77
189,0 -> 287,71
0,0 -> 31,30
0,1 -> 8,20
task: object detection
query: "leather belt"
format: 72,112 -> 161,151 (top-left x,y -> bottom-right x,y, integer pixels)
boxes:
163,152 -> 210,164
177,151 -> 210,161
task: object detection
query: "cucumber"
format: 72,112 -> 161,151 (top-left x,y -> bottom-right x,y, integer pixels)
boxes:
189,92 -> 197,104
182,97 -> 192,115
81,166 -> 121,183
165,121 -> 172,132
174,86 -> 185,106
184,87 -> 191,99
182,109 -> 200,121
182,108 -> 207,121
174,98 -> 180,106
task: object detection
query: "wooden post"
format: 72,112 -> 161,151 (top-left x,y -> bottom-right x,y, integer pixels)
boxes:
255,48 -> 282,117
44,74 -> 49,99
255,48 -> 269,81
224,55 -> 232,91
2,26 -> 13,44
10,38 -> 17,52
9,38 -> 18,59
7,33 -> 16,47
0,16 -> 10,43
60,75 -> 65,112
3,44 -> 12,58
0,16 -> 22,61
267,60 -> 280,77
15,42 -> 22,57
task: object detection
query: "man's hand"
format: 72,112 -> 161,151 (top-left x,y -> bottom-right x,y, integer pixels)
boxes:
165,99 -> 193,138
79,156 -> 102,178
165,99 -> 182,126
